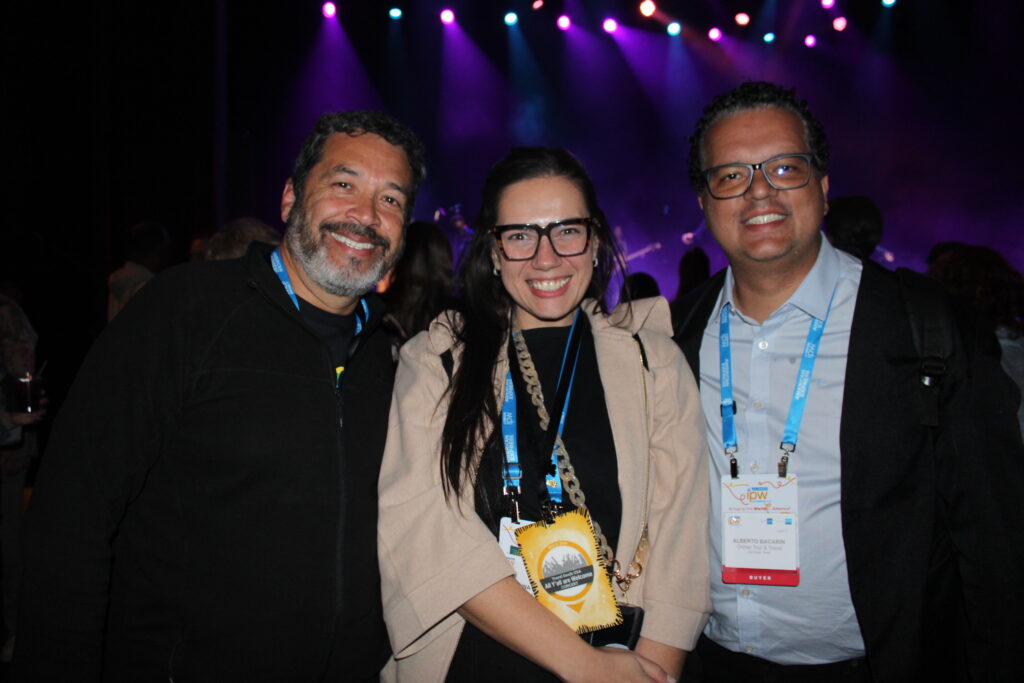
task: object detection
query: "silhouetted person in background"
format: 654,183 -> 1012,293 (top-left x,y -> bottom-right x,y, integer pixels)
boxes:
188,235 -> 210,262
381,220 -> 455,342
928,244 -> 1024,438
670,248 -> 710,330
0,287 -> 44,663
205,217 -> 282,261
925,240 -> 967,269
822,195 -> 882,261
620,272 -> 661,304
106,220 -> 169,321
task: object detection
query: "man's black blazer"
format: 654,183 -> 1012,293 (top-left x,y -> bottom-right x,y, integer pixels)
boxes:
673,261 -> 1024,682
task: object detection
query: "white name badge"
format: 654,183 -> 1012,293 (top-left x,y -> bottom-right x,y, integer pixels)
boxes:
499,516 -> 535,593
720,474 -> 800,586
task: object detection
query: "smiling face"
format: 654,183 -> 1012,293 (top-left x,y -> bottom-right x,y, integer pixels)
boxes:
698,107 -> 829,276
493,175 -> 596,330
280,131 -> 412,311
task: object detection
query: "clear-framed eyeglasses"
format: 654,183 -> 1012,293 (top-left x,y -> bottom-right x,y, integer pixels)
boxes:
702,153 -> 816,199
491,217 -> 594,261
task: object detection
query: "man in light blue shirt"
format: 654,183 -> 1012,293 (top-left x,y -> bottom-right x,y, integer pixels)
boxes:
674,82 -> 1024,682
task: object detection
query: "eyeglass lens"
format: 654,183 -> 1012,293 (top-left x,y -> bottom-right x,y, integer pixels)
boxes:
707,155 -> 812,199
498,220 -> 590,260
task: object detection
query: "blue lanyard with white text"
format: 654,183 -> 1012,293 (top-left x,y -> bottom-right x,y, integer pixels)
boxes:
271,247 -> 368,384
500,311 -> 582,511
719,291 -> 835,478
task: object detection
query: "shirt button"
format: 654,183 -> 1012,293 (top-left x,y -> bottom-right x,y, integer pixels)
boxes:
750,462 -> 760,473
740,589 -> 751,598
752,400 -> 764,410
745,645 -> 755,653
757,340 -> 768,350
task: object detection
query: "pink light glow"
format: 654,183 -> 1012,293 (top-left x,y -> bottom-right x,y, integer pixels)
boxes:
603,18 -> 619,33
708,27 -> 723,42
639,1 -> 656,18
440,9 -> 455,24
833,16 -> 848,31
321,2 -> 336,19
735,13 -> 750,26
821,0 -> 836,8
804,34 -> 817,47
532,0 -> 544,8
557,15 -> 571,30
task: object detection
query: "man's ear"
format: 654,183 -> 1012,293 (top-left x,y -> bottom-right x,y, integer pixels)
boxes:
820,174 -> 830,217
281,179 -> 296,223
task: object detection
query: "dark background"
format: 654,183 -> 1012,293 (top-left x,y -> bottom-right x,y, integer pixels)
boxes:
5,0 -> 1023,409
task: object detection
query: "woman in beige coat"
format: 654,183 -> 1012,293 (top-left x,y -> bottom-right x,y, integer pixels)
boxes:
379,148 -> 709,682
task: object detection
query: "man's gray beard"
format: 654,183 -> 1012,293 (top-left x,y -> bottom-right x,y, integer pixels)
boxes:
284,210 -> 403,298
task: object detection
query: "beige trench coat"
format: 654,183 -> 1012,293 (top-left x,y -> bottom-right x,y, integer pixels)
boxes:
378,297 -> 709,681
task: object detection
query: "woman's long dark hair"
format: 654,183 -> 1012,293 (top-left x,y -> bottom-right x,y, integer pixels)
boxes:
440,147 -> 627,500
382,221 -> 454,341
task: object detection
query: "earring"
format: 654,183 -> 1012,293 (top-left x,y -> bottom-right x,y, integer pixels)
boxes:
593,255 -> 598,267
493,266 -> 500,276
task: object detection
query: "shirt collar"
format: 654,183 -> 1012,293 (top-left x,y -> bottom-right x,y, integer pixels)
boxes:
718,233 -> 841,323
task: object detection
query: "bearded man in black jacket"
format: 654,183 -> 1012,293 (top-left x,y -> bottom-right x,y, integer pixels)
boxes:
14,111 -> 426,682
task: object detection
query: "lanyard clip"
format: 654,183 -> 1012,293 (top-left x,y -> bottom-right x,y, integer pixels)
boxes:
540,500 -> 561,525
503,486 -> 521,523
778,442 -> 795,478
725,446 -> 739,479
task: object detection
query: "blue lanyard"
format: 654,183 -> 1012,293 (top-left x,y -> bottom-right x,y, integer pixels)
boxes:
500,311 -> 582,506
270,247 -> 367,336
719,290 -> 835,478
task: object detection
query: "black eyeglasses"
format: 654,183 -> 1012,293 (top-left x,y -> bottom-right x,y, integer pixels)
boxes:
703,153 -> 816,199
491,218 -> 594,261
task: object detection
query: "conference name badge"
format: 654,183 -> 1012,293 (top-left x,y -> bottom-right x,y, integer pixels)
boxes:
499,516 -> 536,594
514,508 -> 621,634
720,474 -> 800,586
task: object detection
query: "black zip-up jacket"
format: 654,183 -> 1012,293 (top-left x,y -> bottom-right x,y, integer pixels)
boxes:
16,244 -> 394,682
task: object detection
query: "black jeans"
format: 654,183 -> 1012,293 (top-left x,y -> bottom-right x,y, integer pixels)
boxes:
682,635 -> 873,683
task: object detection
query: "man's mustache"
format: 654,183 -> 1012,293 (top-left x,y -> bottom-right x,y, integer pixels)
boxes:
320,222 -> 390,251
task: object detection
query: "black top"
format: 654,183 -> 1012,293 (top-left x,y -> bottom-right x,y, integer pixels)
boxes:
298,299 -> 356,370
16,244 -> 394,682
449,315 -> 621,681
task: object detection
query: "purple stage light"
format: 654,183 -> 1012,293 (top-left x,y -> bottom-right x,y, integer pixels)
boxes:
833,16 -> 847,31
440,8 -> 455,24
708,27 -> 723,42
821,0 -> 836,8
735,13 -> 750,26
557,15 -> 571,30
603,18 -> 618,34
804,34 -> 817,47
321,2 -> 336,19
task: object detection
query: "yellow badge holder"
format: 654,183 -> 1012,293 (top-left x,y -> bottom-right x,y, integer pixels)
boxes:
515,508 -> 621,634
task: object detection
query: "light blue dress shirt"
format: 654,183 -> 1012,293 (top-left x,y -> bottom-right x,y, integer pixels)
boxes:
699,237 -> 866,664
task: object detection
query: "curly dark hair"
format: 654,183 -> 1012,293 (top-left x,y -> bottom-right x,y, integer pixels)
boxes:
290,110 -> 427,220
687,81 -> 830,192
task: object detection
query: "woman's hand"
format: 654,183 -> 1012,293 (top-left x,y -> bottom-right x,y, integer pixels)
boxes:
458,577 -> 673,683
565,646 -> 671,683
